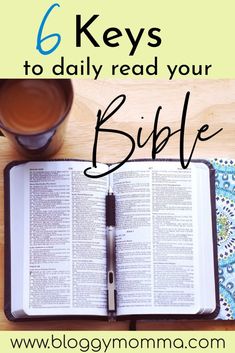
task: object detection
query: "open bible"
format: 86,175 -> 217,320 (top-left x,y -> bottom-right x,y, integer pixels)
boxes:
4,159 -> 219,320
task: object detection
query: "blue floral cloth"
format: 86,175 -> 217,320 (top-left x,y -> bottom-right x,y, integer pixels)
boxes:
211,159 -> 235,319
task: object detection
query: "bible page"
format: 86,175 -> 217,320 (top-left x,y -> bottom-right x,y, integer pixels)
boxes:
10,161 -> 109,318
111,161 -> 213,316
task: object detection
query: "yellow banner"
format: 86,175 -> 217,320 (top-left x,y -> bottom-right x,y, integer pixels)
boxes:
0,0 -> 234,78
0,331 -> 234,353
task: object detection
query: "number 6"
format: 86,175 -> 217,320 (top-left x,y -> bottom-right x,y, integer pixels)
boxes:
36,3 -> 61,55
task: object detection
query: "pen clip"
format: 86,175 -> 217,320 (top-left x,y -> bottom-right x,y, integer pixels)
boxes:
107,289 -> 117,321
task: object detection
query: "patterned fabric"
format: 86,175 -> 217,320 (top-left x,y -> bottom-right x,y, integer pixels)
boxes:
211,159 -> 235,319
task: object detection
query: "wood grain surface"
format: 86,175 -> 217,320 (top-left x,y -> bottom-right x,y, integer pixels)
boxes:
0,79 -> 234,330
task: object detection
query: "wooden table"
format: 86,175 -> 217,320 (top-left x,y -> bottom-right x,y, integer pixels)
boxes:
0,79 -> 234,330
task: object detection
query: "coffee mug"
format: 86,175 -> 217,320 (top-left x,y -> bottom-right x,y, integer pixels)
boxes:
0,79 -> 73,158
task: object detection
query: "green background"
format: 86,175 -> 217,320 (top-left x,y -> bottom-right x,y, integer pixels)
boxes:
0,0 -> 234,78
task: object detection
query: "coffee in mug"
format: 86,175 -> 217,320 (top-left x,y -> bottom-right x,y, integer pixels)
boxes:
0,79 -> 73,158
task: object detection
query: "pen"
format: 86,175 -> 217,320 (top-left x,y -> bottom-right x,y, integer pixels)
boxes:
106,186 -> 117,318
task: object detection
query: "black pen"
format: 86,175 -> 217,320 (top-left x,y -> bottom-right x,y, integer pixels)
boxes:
106,186 -> 117,318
